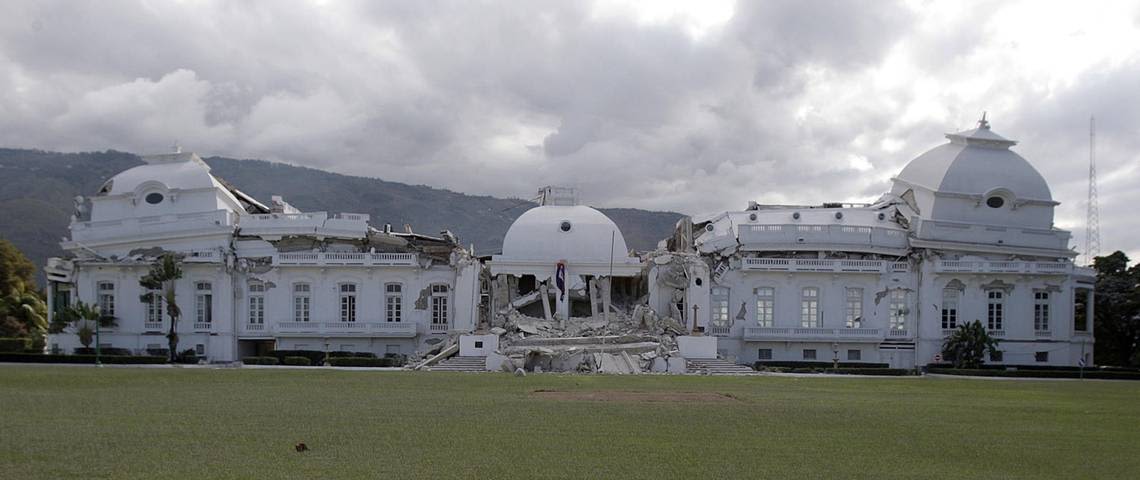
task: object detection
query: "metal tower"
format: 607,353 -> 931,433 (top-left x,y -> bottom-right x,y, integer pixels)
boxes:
1084,116 -> 1101,265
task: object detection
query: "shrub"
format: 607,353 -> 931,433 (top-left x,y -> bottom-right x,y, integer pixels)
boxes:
927,368 -> 1140,381
0,338 -> 30,352
175,349 -> 198,364
145,348 -> 169,357
0,353 -> 165,364
755,361 -> 889,370
242,356 -> 280,365
328,357 -> 390,367
74,347 -> 132,356
283,356 -> 312,366
269,350 -> 325,365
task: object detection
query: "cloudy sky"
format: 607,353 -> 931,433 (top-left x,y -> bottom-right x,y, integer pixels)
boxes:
2,0 -> 1139,259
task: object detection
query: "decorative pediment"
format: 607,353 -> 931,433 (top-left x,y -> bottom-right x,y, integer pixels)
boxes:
945,279 -> 966,291
980,279 -> 1014,293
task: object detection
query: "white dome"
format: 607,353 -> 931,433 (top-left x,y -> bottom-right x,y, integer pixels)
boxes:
500,205 -> 635,263
893,122 -> 1052,201
102,152 -> 224,196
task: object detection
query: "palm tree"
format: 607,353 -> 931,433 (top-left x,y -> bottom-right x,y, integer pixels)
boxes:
139,253 -> 184,363
941,320 -> 999,369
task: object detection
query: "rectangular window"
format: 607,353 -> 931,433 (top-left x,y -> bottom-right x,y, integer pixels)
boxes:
1074,289 -> 1089,331
845,288 -> 863,328
195,282 -> 212,324
710,287 -> 730,327
385,283 -> 402,322
247,283 -> 264,324
145,288 -> 163,324
889,290 -> 907,330
293,283 -> 310,322
1035,351 -> 1048,363
941,288 -> 959,329
386,344 -> 401,354
755,287 -> 774,327
431,284 -> 449,325
802,349 -> 817,360
1034,291 -> 1050,332
847,349 -> 861,361
757,348 -> 772,360
987,290 -> 1004,330
195,344 -> 205,356
96,281 -> 115,318
990,350 -> 1003,362
800,287 -> 819,328
340,283 -> 357,322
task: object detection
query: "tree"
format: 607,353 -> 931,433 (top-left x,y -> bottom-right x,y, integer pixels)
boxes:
1092,251 -> 1140,367
0,239 -> 36,295
50,300 -> 115,350
941,320 -> 1000,369
0,239 -> 47,349
139,253 -> 184,363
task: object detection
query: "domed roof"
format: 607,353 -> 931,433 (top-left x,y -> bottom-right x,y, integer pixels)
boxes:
101,152 -> 224,196
893,119 -> 1052,201
500,205 -> 636,263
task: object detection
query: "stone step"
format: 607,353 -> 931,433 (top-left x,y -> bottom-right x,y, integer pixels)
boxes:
429,356 -> 486,372
686,359 -> 756,375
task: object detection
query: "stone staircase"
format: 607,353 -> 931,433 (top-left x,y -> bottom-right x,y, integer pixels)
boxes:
686,358 -> 757,375
429,356 -> 486,372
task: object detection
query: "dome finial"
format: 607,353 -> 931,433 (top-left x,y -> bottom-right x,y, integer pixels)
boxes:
978,112 -> 990,130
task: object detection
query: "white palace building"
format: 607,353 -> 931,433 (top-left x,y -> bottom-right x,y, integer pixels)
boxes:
43,118 -> 1095,368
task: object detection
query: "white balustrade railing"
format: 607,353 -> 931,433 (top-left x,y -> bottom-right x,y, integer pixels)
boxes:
741,258 -> 904,273
144,322 -> 163,331
706,325 -> 731,337
743,327 -> 887,340
273,252 -> 416,267
270,321 -> 417,337
429,323 -> 449,333
193,322 -> 213,332
935,260 -> 1073,275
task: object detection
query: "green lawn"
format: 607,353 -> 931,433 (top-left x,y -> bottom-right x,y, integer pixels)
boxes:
1,366 -> 1137,479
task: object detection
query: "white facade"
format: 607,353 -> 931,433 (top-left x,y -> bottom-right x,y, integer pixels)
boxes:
46,152 -> 481,362
664,119 -> 1095,368
44,119 -> 1095,369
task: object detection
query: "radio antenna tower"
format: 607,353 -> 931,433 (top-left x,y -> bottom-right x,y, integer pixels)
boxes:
1084,116 -> 1101,265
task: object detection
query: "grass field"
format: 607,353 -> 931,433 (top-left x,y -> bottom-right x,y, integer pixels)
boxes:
1,366 -> 1138,479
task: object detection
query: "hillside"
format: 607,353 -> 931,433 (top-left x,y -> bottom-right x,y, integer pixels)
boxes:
0,148 -> 683,282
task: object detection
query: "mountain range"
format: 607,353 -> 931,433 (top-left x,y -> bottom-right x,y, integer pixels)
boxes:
0,148 -> 683,283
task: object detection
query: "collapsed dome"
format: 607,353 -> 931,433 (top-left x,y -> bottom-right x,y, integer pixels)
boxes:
500,205 -> 634,263
100,152 -> 224,196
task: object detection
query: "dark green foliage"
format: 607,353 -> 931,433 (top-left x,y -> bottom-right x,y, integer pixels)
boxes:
0,353 -> 166,364
0,239 -> 47,349
325,351 -> 377,359
754,361 -> 889,369
927,367 -> 1140,380
73,347 -> 131,356
941,320 -> 999,368
175,349 -> 198,364
0,338 -> 30,352
242,356 -> 280,365
1092,252 -> 1140,367
328,357 -> 397,367
282,356 -> 312,366
268,350 -> 326,364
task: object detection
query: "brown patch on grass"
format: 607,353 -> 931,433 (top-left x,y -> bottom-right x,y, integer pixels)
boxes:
530,389 -> 738,403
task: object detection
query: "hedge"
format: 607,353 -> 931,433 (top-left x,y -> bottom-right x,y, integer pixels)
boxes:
328,357 -> 402,367
0,353 -> 167,364
0,338 -> 30,353
74,347 -> 134,356
241,356 -> 280,365
927,367 -> 1140,380
282,356 -> 312,366
268,350 -> 325,365
326,351 -> 377,359
755,361 -> 889,370
925,363 -> 1140,373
